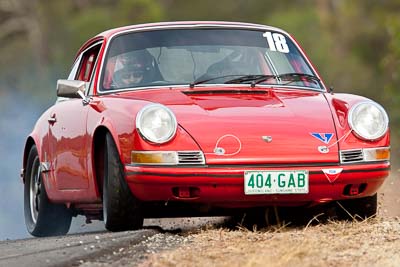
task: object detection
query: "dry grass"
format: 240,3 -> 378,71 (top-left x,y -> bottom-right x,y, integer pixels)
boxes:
136,174 -> 400,267
78,174 -> 400,266
139,216 -> 400,267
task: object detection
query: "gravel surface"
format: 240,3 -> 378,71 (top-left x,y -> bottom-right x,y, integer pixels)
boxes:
77,174 -> 400,267
75,216 -> 400,267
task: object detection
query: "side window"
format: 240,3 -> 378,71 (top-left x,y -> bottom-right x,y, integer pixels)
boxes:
67,56 -> 81,80
77,44 -> 101,82
67,44 -> 102,82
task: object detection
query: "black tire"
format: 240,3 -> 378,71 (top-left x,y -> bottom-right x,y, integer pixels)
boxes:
24,145 -> 72,237
336,194 -> 378,220
103,133 -> 143,231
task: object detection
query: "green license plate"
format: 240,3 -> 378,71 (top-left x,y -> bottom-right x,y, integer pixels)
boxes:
244,170 -> 309,195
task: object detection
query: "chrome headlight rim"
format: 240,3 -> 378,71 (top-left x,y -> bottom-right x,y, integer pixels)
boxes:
348,101 -> 389,141
136,103 -> 177,144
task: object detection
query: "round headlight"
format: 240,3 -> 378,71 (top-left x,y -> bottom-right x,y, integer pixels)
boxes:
136,104 -> 177,144
348,101 -> 389,140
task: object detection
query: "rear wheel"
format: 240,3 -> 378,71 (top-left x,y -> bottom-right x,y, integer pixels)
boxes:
336,194 -> 378,220
103,133 -> 143,231
24,145 -> 72,237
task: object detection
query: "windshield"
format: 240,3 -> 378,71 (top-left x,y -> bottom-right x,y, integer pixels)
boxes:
101,28 -> 323,91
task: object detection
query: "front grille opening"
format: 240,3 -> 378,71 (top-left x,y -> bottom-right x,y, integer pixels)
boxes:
343,183 -> 367,196
172,187 -> 200,198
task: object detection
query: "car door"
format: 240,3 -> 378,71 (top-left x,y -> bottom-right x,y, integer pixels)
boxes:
48,42 -> 102,191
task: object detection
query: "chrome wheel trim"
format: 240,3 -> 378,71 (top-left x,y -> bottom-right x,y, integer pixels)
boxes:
102,183 -> 108,225
29,157 -> 41,224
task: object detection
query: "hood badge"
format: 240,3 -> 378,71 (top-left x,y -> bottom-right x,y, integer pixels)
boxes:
318,146 -> 329,154
311,133 -> 334,144
311,133 -> 334,154
262,136 -> 273,143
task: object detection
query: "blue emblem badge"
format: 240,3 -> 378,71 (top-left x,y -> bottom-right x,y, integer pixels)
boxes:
311,133 -> 334,144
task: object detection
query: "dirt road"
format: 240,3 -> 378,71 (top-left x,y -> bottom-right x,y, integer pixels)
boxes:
0,229 -> 159,266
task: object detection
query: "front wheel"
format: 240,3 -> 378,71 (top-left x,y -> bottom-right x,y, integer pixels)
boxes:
103,133 -> 144,231
336,194 -> 378,220
24,145 -> 72,237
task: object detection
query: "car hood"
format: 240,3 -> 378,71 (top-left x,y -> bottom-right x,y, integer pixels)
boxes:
128,87 -> 339,164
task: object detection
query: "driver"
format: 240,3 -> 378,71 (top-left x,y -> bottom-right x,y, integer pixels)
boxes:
114,63 -> 144,87
109,50 -> 162,88
113,62 -> 145,87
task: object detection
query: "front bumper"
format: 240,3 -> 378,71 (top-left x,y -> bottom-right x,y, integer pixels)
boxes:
125,162 -> 389,208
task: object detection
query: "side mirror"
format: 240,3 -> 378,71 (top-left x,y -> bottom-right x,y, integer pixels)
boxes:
57,80 -> 86,98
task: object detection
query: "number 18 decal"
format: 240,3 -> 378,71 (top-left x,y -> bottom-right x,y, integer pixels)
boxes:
263,32 -> 290,53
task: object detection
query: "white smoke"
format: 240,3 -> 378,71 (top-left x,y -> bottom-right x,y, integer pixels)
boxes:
0,91 -> 43,240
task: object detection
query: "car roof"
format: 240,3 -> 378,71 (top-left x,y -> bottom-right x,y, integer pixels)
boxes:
97,21 -> 286,39
77,21 -> 288,55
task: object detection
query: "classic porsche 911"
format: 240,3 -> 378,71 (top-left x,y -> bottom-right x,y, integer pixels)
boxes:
22,21 -> 390,237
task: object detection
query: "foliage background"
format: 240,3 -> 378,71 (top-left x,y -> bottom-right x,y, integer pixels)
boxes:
0,0 -> 399,240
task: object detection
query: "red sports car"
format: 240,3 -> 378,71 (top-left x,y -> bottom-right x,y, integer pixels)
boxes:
22,21 -> 390,237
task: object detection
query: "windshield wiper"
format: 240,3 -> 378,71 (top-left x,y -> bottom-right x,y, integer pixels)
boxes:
189,73 -> 320,89
278,73 -> 320,85
190,74 -> 250,88
224,74 -> 277,87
